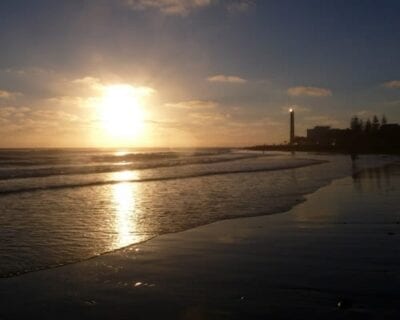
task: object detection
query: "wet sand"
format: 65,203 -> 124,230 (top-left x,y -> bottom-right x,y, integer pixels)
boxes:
1,164 -> 400,319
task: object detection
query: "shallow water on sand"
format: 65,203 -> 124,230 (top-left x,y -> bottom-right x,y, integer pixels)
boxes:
0,148 -> 396,276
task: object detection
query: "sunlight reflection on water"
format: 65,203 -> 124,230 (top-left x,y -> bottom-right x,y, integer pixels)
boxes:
113,170 -> 138,182
111,171 -> 141,247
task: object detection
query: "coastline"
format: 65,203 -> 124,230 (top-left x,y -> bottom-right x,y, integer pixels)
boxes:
1,163 -> 400,319
244,145 -> 400,155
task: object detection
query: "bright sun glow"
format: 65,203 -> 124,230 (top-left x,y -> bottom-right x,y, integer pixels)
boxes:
100,84 -> 147,140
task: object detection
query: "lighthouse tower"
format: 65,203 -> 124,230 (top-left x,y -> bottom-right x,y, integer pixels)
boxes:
289,108 -> 295,145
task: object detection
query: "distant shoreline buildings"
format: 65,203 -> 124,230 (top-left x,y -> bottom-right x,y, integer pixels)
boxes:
298,115 -> 400,150
248,112 -> 400,153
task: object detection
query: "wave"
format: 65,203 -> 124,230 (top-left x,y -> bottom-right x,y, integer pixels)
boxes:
0,159 -> 327,196
0,148 -> 231,163
0,152 -> 264,180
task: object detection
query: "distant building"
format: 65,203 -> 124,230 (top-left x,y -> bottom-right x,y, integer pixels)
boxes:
307,126 -> 331,145
306,126 -> 351,146
379,124 -> 400,145
251,115 -> 400,152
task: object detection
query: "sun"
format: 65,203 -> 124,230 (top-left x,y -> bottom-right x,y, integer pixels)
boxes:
99,84 -> 146,140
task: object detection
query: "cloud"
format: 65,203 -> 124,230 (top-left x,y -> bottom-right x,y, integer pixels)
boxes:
122,0 -> 254,16
32,109 -> 82,123
72,76 -> 103,90
0,106 -> 31,129
190,111 -> 229,122
207,75 -> 247,84
165,100 -> 218,109
2,67 -> 53,77
0,104 -> 88,137
45,96 -> 90,109
227,0 -> 254,13
383,80 -> 400,89
0,107 -> 18,118
0,89 -> 21,99
122,0 -> 215,16
1,67 -> 72,99
0,90 -> 13,99
287,86 -> 332,97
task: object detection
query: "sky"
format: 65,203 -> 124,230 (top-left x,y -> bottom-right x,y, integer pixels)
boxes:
0,0 -> 400,148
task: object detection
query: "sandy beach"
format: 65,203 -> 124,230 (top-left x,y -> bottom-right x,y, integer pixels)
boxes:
1,163 -> 400,319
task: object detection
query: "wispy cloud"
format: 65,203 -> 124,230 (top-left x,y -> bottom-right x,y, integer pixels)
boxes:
122,0 -> 253,16
0,90 -> 12,99
0,89 -> 21,99
383,80 -> 400,89
165,100 -> 218,109
287,86 -> 332,97
190,111 -> 229,122
2,67 -> 53,77
122,0 -> 215,16
72,76 -> 103,90
1,67 -> 72,99
227,0 -> 254,13
207,74 -> 247,84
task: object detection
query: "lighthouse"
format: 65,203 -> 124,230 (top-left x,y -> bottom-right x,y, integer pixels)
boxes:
289,108 -> 295,145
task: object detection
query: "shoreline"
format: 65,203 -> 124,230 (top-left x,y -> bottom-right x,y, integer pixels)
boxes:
243,145 -> 400,155
1,163 -> 400,318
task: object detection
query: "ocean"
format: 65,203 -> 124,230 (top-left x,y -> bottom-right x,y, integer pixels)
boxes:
0,148 -> 396,277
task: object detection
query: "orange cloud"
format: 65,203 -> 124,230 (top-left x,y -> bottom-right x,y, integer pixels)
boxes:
383,80 -> 400,88
287,86 -> 332,97
207,75 -> 247,84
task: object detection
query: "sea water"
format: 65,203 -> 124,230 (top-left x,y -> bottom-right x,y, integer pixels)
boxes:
0,148 -> 396,276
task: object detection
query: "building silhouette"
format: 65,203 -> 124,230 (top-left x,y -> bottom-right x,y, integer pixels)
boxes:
301,122 -> 400,150
250,114 -> 400,154
306,126 -> 351,146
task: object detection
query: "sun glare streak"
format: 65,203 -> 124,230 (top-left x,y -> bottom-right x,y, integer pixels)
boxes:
111,171 -> 142,247
115,150 -> 129,156
113,170 -> 138,182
